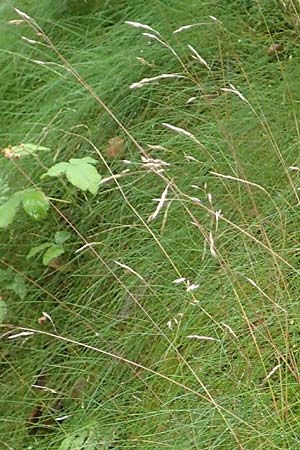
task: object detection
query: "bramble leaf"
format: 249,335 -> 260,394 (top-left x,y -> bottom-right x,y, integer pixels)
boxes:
45,162 -> 69,177
44,157 -> 101,195
21,190 -> 49,221
0,195 -> 21,228
27,242 -> 52,259
54,230 -> 71,245
7,274 -> 27,300
42,244 -> 65,266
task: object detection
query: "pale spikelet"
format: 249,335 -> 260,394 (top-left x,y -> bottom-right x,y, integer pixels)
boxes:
8,19 -> 25,25
262,364 -> 281,383
190,299 -> 199,305
148,184 -> 169,222
114,260 -> 144,281
210,171 -> 267,194
167,313 -> 184,330
21,36 -> 39,44
8,331 -> 34,339
222,322 -> 238,338
56,415 -> 70,422
209,231 -> 217,257
215,209 -> 222,231
141,155 -> 170,167
99,170 -> 130,185
186,96 -> 197,104
136,57 -> 155,68
142,32 -> 164,43
209,16 -> 224,27
75,242 -> 99,254
188,44 -> 211,71
173,22 -> 207,33
289,166 -> 300,171
147,144 -> 169,151
125,21 -> 161,36
185,155 -> 197,162
15,8 -> 32,21
33,60 -> 48,65
173,277 -> 186,284
162,122 -> 203,147
31,384 -> 57,394
41,311 -> 52,323
221,83 -> 248,103
41,311 -> 57,333
130,73 -> 184,89
189,196 -> 202,205
207,192 -> 213,205
187,335 -> 218,341
186,280 -> 200,292
186,283 -> 200,292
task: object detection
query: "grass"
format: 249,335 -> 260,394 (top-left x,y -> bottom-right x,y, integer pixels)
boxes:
1,0 -> 300,448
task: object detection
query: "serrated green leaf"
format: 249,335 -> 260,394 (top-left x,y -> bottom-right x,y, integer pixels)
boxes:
0,195 -> 21,228
42,245 -> 65,266
66,159 -> 101,195
7,275 -> 27,300
45,162 -> 69,177
44,158 -> 101,195
55,230 -> 71,245
20,190 -> 49,221
0,300 -> 7,324
27,242 -> 52,259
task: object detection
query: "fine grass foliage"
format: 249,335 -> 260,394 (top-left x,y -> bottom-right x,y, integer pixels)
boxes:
1,1 -> 300,449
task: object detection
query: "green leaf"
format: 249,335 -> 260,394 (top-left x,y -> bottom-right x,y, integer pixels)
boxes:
27,242 -> 52,259
58,429 -> 101,450
0,195 -> 21,228
20,190 -> 49,221
7,275 -> 27,300
0,300 -> 7,324
44,157 -> 101,195
10,143 -> 49,157
66,158 -> 100,195
42,245 -> 65,266
55,230 -> 71,245
75,156 -> 97,165
45,162 -> 69,177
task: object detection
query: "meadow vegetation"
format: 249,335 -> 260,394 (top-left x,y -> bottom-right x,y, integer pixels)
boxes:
1,1 -> 300,448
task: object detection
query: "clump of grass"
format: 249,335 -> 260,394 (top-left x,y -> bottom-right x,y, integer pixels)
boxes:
1,1 -> 300,449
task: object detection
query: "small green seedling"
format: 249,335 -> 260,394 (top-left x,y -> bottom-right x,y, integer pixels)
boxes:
27,230 -> 71,266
